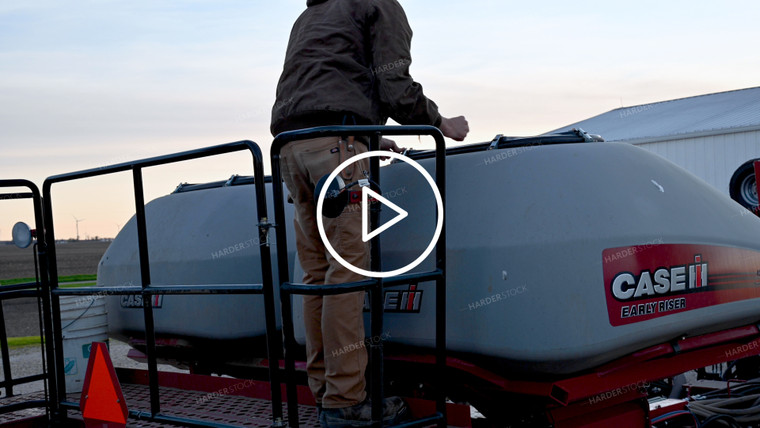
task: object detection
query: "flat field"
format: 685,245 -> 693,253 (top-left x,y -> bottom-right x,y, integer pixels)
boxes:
0,240 -> 110,281
0,240 -> 111,337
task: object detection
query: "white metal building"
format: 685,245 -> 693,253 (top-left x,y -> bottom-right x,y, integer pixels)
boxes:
549,87 -> 760,202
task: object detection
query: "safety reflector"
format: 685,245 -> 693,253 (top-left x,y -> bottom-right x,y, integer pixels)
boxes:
79,342 -> 128,427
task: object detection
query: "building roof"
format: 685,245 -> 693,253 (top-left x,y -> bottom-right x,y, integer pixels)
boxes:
548,86 -> 760,143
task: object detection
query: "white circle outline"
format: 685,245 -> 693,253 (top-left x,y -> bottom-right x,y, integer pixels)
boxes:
316,150 -> 444,278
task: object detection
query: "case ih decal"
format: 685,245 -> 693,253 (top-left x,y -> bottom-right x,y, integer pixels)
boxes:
604,244 -> 760,326
363,284 -> 423,313
120,294 -> 163,309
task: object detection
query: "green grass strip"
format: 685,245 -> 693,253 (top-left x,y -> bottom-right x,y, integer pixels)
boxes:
60,274 -> 97,283
60,282 -> 97,288
3,336 -> 42,349
0,274 -> 97,286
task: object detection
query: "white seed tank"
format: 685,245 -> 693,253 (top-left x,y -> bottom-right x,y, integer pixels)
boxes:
102,140 -> 760,375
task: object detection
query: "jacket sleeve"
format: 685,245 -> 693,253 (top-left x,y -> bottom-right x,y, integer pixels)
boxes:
367,0 -> 442,127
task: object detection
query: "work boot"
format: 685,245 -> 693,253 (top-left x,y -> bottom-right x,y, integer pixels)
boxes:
319,396 -> 409,427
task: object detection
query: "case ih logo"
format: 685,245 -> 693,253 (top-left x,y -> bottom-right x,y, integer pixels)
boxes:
612,254 -> 708,301
604,244 -> 760,326
120,294 -> 163,308
364,284 -> 423,313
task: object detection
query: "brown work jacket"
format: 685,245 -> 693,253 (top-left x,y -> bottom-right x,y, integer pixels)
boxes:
271,0 -> 443,136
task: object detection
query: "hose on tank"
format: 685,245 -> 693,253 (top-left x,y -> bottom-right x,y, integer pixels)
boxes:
689,393 -> 760,424
699,414 -> 742,428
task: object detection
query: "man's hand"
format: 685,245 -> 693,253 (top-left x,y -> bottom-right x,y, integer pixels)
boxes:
380,137 -> 405,154
440,116 -> 469,141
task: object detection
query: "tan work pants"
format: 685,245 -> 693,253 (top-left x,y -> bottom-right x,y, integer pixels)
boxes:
280,136 -> 369,409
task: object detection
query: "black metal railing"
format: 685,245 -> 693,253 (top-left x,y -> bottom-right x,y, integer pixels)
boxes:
402,128 -> 594,160
41,141 -> 285,427
0,179 -> 55,422
270,125 -> 447,428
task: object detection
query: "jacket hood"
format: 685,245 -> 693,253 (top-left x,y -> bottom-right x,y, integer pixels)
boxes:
307,0 -> 329,6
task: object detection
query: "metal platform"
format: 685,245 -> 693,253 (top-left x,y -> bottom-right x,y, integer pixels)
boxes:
0,382 -> 320,427
75,383 -> 318,427
0,392 -> 47,426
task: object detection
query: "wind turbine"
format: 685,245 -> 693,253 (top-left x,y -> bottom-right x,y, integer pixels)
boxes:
73,215 -> 85,241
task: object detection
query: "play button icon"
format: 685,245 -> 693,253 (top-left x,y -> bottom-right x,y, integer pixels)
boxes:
317,150 -> 444,278
362,186 -> 408,242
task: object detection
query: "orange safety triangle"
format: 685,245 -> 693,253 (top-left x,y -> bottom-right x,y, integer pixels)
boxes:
79,341 -> 128,427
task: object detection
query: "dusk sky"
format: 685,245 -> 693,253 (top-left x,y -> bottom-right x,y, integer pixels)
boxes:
1,1 -> 759,240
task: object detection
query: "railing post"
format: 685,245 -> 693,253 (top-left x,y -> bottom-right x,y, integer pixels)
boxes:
433,129 -> 447,427
368,131 -> 384,427
270,144 -> 301,428
249,141 -> 286,427
131,167 -> 161,416
0,303 -> 14,398
0,180 -> 60,421
41,179 -> 68,423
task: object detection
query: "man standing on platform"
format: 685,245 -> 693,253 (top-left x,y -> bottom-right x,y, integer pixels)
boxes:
271,0 -> 468,426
